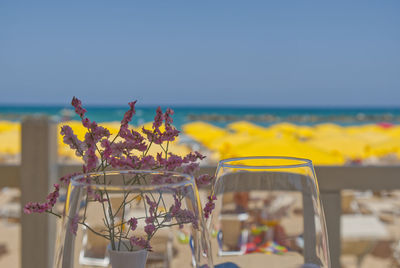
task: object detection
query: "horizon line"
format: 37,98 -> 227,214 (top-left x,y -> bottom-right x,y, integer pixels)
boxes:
0,103 -> 400,110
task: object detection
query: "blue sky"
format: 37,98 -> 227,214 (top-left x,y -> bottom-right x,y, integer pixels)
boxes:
0,1 -> 399,106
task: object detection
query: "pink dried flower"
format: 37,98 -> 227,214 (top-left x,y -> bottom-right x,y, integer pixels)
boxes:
71,97 -> 87,117
100,139 -> 112,160
183,162 -> 199,175
90,123 -> 110,141
144,223 -> 155,236
161,125 -> 180,142
153,106 -> 164,131
109,141 -> 125,157
195,174 -> 214,187
82,117 -> 91,128
156,153 -> 166,166
83,146 -> 98,172
120,126 -> 147,152
93,193 -> 108,203
121,101 -> 137,126
170,195 -> 181,216
204,194 -> 217,219
69,214 -> 79,235
174,209 -> 198,229
60,125 -> 86,157
109,157 -> 128,169
145,196 -> 157,217
140,155 -> 156,169
142,127 -> 163,144
128,217 -> 138,231
60,172 -> 81,186
23,184 -> 60,214
130,236 -> 151,250
145,216 -> 155,224
183,151 -> 206,163
23,202 -> 49,214
165,154 -> 183,171
164,108 -> 174,126
46,184 -> 60,207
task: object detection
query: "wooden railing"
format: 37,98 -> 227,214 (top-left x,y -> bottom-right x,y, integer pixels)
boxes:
0,116 -> 399,268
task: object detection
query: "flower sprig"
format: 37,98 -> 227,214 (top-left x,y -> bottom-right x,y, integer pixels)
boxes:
24,97 -> 216,251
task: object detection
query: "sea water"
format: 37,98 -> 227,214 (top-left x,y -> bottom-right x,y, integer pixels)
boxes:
0,105 -> 399,130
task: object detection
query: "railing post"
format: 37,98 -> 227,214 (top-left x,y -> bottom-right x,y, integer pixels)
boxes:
321,191 -> 341,268
20,116 -> 58,268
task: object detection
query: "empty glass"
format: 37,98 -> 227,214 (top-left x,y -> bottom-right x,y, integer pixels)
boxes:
207,156 -> 330,267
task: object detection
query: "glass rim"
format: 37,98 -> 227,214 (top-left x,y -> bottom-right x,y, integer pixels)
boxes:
219,156 -> 313,169
70,169 -> 196,191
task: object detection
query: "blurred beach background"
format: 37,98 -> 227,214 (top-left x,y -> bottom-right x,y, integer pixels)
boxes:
2,106 -> 400,165
1,1 -> 400,267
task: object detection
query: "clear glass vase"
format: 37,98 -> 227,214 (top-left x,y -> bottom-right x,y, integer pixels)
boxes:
54,170 -> 213,268
207,156 -> 330,268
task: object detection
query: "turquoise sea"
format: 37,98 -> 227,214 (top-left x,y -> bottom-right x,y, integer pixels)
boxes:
1,105 -> 400,130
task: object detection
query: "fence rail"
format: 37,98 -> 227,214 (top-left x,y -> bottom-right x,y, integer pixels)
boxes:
0,116 -> 399,268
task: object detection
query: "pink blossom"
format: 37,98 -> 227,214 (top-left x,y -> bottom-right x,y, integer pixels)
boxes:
82,118 -> 91,128
60,126 -> 86,157
71,97 -> 86,117
110,141 -> 125,156
203,194 -> 216,219
195,174 -> 214,187
142,127 -> 163,144
60,172 -> 81,185
130,236 -> 151,250
109,156 -> 138,170
100,139 -> 113,161
183,151 -> 206,163
83,146 -> 98,172
170,195 -> 181,216
110,157 -> 130,169
144,223 -> 155,236
156,153 -> 166,166
183,162 -> 199,175
161,125 -> 180,142
46,184 -> 60,207
90,123 -> 110,141
121,101 -> 137,126
165,154 -> 183,171
145,196 -> 157,217
129,130 -> 147,151
23,184 -> 60,214
120,126 -> 147,152
128,217 -> 138,231
69,214 -> 79,235
153,106 -> 164,131
194,151 -> 206,160
84,122 -> 110,145
174,209 -> 198,229
23,202 -> 49,214
93,193 -> 108,203
164,108 -> 174,126
140,155 -> 156,169
145,216 -> 155,224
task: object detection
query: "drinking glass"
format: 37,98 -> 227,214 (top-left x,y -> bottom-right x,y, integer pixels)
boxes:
54,170 -> 213,268
207,156 -> 330,267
